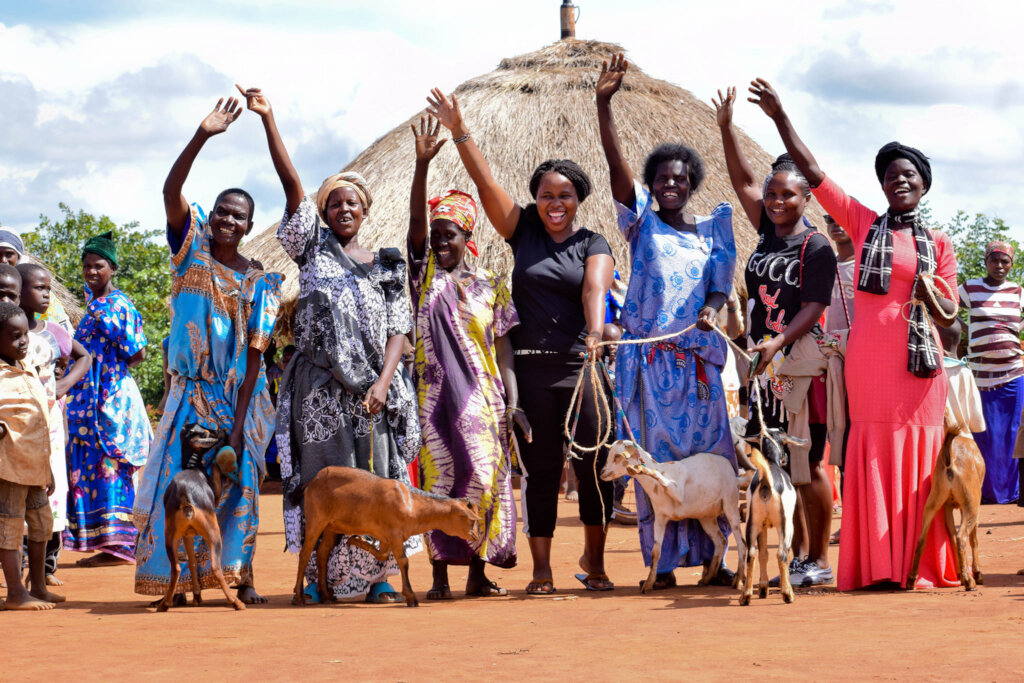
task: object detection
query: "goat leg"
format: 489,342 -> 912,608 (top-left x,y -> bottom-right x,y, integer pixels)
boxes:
183,534 -> 203,606
969,517 -> 984,586
347,535 -> 393,563
293,519 -> 326,606
157,526 -> 184,613
778,513 -> 794,603
642,519 -> 666,594
725,502 -> 747,590
391,541 -> 418,607
757,528 -> 769,600
207,528 -> 244,610
317,532 -> 339,603
739,520 -> 757,606
697,517 -> 725,587
906,482 -> 945,589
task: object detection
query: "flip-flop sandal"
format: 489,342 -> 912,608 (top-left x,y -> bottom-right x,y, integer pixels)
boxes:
465,580 -> 508,597
365,582 -> 403,604
427,585 -> 452,600
575,573 -> 614,591
525,579 -> 556,596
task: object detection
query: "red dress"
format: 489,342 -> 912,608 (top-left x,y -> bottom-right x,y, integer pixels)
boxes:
814,177 -> 959,590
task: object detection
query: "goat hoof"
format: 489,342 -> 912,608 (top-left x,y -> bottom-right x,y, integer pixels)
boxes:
155,602 -> 170,613
232,599 -> 246,611
193,596 -> 203,606
974,572 -> 984,585
739,593 -> 750,606
406,599 -> 419,608
291,594 -> 307,606
758,586 -> 767,599
782,590 -> 795,604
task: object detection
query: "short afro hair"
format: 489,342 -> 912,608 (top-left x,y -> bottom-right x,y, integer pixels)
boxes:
0,263 -> 20,285
529,159 -> 593,202
0,300 -> 26,328
643,143 -> 705,193
214,188 -> 256,224
16,262 -> 49,283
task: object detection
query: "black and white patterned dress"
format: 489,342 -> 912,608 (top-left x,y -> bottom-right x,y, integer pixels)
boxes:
276,196 -> 421,599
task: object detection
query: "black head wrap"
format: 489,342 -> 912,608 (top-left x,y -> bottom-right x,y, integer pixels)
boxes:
874,142 -> 932,193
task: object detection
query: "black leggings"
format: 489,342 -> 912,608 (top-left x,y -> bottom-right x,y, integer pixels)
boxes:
515,355 -> 613,537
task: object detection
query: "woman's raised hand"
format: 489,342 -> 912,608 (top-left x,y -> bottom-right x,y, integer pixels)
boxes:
411,115 -> 446,163
712,87 -> 736,128
596,53 -> 628,101
236,84 -> 271,118
426,88 -> 465,133
748,78 -> 783,119
199,97 -> 242,136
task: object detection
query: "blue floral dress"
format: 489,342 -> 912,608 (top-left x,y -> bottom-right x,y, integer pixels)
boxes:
65,289 -> 152,560
615,181 -> 737,572
133,206 -> 282,594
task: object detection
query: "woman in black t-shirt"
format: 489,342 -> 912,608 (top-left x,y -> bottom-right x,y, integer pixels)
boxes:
429,89 -> 616,594
715,87 -> 837,588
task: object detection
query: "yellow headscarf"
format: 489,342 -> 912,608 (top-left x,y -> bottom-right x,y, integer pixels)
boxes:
316,172 -> 373,223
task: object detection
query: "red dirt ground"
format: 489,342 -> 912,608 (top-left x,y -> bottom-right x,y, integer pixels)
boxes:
5,487 -> 1024,681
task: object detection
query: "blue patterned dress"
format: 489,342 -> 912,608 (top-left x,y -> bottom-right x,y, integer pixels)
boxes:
615,182 -> 737,571
65,289 -> 152,560
133,206 -> 282,595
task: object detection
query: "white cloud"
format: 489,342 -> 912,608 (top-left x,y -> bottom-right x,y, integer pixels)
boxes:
0,0 -> 1021,247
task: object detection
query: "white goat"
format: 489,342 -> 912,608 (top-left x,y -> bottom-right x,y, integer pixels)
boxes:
600,440 -> 746,594
740,428 -> 804,605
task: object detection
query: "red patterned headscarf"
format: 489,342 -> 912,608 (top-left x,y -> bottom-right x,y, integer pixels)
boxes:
986,240 -> 1014,262
428,190 -> 479,256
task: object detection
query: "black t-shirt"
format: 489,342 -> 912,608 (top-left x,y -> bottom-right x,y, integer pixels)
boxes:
507,204 -> 613,354
744,211 -> 836,343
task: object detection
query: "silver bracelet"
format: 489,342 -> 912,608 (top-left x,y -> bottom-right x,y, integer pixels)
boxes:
453,133 -> 470,145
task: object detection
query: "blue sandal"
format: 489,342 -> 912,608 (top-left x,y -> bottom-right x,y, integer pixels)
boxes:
366,582 -> 403,604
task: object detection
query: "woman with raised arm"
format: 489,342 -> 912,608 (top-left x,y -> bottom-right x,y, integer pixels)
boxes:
133,95 -> 282,606
747,79 -> 959,590
428,88 -> 615,594
406,116 -> 531,599
248,88 -> 421,605
713,86 -> 837,587
596,55 -> 737,590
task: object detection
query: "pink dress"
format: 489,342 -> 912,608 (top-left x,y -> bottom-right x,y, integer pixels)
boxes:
814,176 -> 959,590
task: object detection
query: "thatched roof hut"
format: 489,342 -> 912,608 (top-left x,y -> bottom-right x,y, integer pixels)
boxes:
242,39 -> 827,328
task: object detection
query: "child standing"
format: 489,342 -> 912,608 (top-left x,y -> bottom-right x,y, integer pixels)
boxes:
17,264 -> 91,586
0,301 -> 64,609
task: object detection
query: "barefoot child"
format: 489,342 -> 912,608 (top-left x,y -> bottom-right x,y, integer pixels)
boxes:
0,301 -> 65,609
17,264 -> 91,587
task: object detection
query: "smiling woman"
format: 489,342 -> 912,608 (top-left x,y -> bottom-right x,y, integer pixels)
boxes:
248,86 -> 422,604
596,54 -> 740,590
132,95 -> 283,606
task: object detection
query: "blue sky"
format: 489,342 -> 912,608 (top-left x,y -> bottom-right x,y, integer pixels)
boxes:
1,0 -> 1021,247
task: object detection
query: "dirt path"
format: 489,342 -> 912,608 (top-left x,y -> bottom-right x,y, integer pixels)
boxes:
5,489 -> 1024,680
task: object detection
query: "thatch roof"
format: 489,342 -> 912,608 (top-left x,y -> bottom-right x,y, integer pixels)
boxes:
242,39 -> 827,325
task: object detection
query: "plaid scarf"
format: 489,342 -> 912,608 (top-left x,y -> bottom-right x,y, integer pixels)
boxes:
858,208 -> 942,378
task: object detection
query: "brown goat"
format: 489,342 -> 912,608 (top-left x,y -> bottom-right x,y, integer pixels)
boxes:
292,466 -> 480,607
906,432 -> 985,590
155,423 -> 244,612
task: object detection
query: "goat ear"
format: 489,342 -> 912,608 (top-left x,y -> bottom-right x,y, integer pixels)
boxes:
625,464 -> 642,477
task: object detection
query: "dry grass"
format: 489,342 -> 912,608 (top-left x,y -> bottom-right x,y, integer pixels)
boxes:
241,39 -> 828,326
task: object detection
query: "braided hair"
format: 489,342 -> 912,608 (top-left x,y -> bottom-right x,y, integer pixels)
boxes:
763,153 -> 811,198
643,143 -> 705,193
529,159 -> 593,202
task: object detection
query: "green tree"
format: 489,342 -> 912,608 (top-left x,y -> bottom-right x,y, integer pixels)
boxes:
23,204 -> 170,406
941,210 -> 1022,284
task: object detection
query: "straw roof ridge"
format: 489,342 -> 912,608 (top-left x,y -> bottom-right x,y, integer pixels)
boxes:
242,38 -> 828,329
